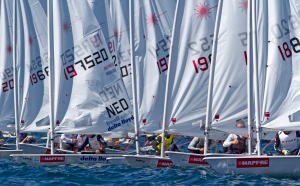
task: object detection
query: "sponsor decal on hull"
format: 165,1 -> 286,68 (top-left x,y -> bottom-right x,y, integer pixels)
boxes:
156,160 -> 174,168
40,156 -> 65,163
188,155 -> 208,165
236,158 -> 269,168
79,156 -> 107,162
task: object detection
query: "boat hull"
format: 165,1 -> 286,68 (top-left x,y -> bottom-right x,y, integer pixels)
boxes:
166,151 -> 249,167
204,156 -> 300,177
107,157 -> 128,165
11,154 -> 123,166
0,150 -> 23,159
124,155 -> 174,168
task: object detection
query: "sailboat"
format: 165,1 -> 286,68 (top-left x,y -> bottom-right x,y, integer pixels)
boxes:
11,0 -> 134,166
123,0 -> 178,168
0,0 -> 24,158
204,0 -> 300,176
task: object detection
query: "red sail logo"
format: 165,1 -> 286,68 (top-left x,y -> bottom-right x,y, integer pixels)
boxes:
188,155 -> 208,164
236,158 -> 269,168
40,156 -> 65,163
156,160 -> 174,168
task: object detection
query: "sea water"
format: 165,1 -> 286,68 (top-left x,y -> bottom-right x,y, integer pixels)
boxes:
1,136 -> 300,185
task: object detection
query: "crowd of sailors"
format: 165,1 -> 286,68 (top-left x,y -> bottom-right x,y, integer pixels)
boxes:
0,119 -> 299,156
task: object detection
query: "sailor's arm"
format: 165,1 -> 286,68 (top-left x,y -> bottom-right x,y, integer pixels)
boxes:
77,137 -> 89,152
187,137 -> 200,151
97,135 -> 107,149
223,134 -> 236,147
152,136 -> 162,151
274,133 -> 282,153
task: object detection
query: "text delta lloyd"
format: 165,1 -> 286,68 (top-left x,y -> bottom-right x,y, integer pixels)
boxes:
107,115 -> 134,131
80,156 -> 107,162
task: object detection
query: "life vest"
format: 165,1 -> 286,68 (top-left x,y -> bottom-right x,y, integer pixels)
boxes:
230,135 -> 247,154
278,131 -> 297,152
156,134 -> 173,152
89,136 -> 102,151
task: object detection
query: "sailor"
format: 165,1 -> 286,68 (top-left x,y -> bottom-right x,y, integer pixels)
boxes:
61,134 -> 77,151
274,131 -> 300,155
152,132 -> 181,156
22,136 -> 36,144
188,137 -> 217,154
19,133 -> 27,142
107,138 -> 125,151
223,119 -> 257,154
76,134 -> 87,147
75,134 -> 107,154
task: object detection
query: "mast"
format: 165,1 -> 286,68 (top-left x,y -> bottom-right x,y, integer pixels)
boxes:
247,0 -> 253,155
129,0 -> 140,155
252,0 -> 261,156
160,0 -> 180,158
48,0 -> 55,155
204,0 -> 223,155
12,0 -> 19,150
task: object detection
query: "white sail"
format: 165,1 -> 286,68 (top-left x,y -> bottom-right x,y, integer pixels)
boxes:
53,0 -> 134,134
261,0 -> 300,130
165,0 -> 219,137
131,0 -> 176,133
87,0 -> 119,69
0,0 -> 15,131
209,0 -> 249,134
110,0 -> 133,101
19,0 -> 49,132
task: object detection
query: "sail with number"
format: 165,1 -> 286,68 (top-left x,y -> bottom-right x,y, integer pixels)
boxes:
131,0 -> 176,133
165,0 -> 219,137
53,0 -> 134,134
19,0 -> 50,132
261,0 -> 300,130
110,0 -> 133,101
209,0 -> 249,134
0,0 -> 15,131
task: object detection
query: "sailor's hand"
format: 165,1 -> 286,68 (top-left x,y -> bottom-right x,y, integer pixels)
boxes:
0,139 -> 3,143
114,141 -> 120,145
231,140 -> 239,145
73,150 -> 78,154
164,153 -> 167,156
199,148 -> 204,152
72,139 -> 77,143
95,150 -> 101,154
282,150 -> 290,155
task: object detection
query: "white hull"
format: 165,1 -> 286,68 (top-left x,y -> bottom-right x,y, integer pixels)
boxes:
166,151 -> 249,167
20,144 -> 124,155
0,150 -> 23,159
124,155 -> 174,168
11,154 -> 123,166
204,156 -> 300,177
20,144 -> 74,154
107,157 -> 128,165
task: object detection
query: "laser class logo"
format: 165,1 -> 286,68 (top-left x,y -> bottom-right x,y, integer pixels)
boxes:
194,2 -> 217,20
27,36 -> 34,46
6,44 -> 12,54
62,19 -> 72,34
113,28 -> 129,40
239,0 -> 248,13
146,11 -> 167,28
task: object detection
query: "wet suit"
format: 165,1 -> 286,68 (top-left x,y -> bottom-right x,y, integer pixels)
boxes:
275,131 -> 300,155
152,134 -> 178,156
77,135 -> 107,154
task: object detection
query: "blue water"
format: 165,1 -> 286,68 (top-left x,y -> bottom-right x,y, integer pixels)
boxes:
1,135 -> 300,185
